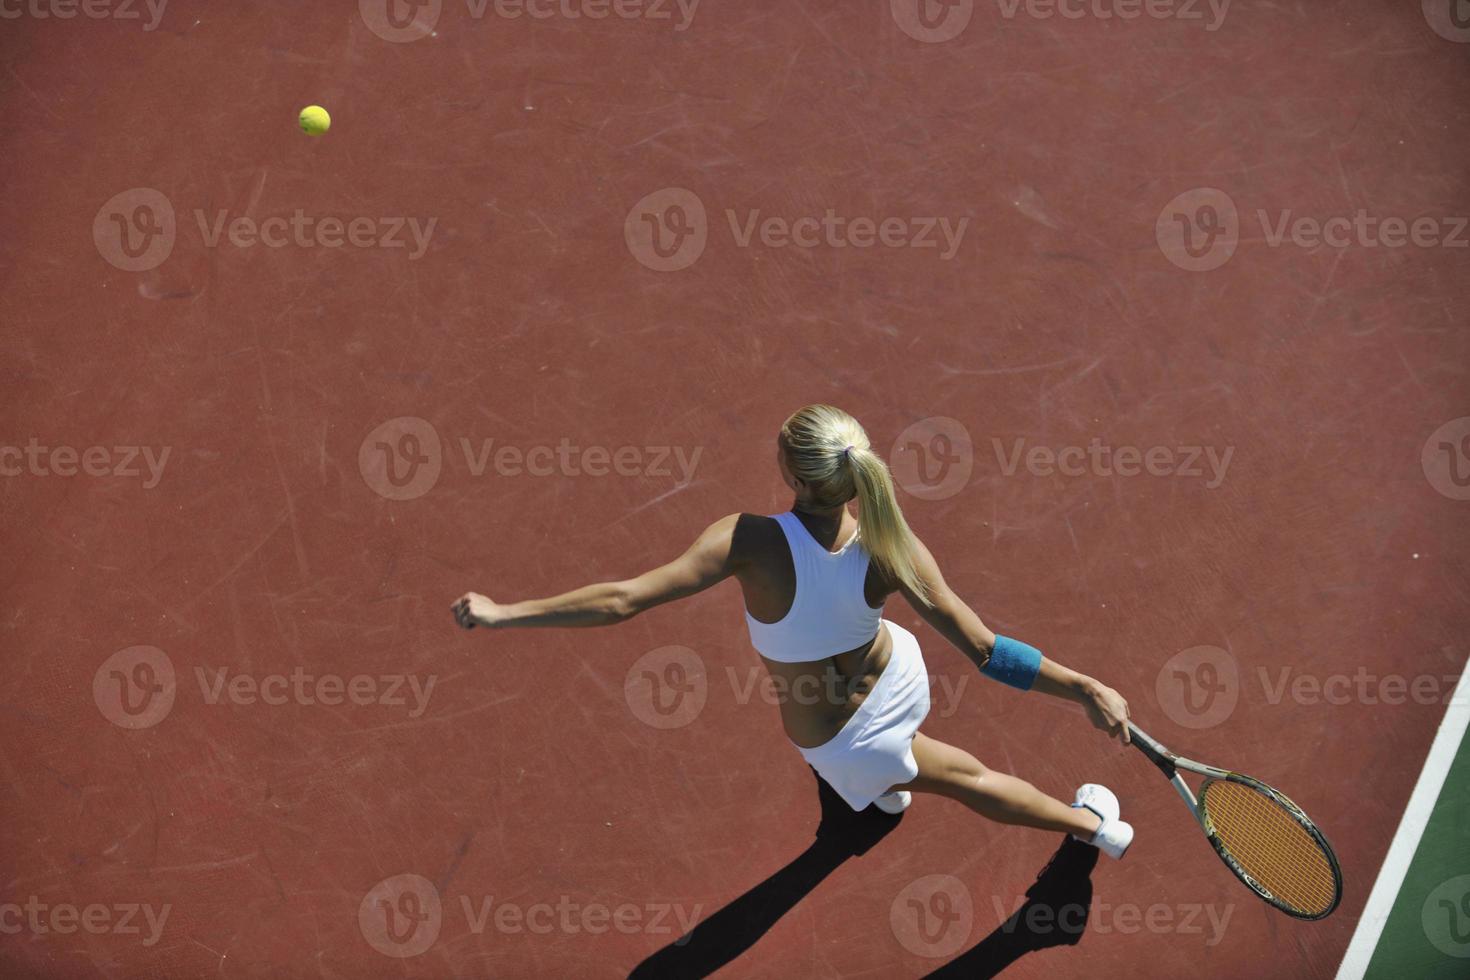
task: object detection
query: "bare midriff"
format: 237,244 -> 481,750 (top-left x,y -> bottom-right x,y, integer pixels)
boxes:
738,509 -> 896,749
760,623 -> 893,749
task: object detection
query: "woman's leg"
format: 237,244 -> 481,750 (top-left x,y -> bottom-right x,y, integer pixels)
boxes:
893,732 -> 1101,837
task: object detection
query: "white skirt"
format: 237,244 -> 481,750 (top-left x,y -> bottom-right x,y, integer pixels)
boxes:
794,620 -> 932,811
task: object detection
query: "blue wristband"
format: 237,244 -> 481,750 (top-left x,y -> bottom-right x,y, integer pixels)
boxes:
982,635 -> 1043,690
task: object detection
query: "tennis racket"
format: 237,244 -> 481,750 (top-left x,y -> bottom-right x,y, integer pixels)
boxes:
1127,721 -> 1343,920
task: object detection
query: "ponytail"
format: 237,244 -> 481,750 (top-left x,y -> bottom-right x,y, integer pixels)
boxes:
778,405 -> 931,605
847,445 -> 929,604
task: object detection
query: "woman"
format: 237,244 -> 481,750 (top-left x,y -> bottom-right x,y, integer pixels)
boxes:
452,405 -> 1135,858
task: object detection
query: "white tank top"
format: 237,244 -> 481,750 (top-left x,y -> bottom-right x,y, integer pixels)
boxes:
744,511 -> 884,663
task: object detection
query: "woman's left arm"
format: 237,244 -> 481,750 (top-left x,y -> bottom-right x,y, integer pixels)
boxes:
453,514 -> 742,630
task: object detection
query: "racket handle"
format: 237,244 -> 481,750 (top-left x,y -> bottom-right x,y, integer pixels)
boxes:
1127,722 -> 1179,774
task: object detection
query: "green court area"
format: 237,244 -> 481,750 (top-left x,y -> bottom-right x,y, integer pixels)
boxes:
1340,665 -> 1470,980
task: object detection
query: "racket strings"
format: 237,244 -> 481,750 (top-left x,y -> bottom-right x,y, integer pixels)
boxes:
1200,779 -> 1337,916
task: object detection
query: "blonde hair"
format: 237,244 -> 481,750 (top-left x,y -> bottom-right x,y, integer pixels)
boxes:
779,405 -> 930,605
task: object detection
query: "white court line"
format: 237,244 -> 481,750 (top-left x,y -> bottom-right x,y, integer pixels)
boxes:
1335,655 -> 1470,979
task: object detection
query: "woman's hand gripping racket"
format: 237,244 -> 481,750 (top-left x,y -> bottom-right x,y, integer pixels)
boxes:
1126,722 -> 1343,920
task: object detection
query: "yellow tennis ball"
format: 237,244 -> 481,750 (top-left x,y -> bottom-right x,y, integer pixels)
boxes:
299,105 -> 331,137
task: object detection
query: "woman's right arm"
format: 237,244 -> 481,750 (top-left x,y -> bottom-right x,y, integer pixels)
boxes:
897,534 -> 1132,742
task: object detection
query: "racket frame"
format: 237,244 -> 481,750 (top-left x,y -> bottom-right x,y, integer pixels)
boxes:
1126,722 -> 1343,920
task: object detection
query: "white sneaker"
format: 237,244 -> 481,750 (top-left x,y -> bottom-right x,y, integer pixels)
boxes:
873,791 -> 912,814
1090,819 -> 1134,860
1071,783 -> 1132,860
1073,783 -> 1119,822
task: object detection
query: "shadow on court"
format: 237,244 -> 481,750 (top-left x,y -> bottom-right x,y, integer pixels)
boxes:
923,836 -> 1099,979
627,768 -> 901,979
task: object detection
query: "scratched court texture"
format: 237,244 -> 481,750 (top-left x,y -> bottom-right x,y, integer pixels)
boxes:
2,1 -> 1468,978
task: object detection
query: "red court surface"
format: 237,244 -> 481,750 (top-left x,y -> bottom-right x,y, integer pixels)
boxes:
3,2 -> 1469,977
